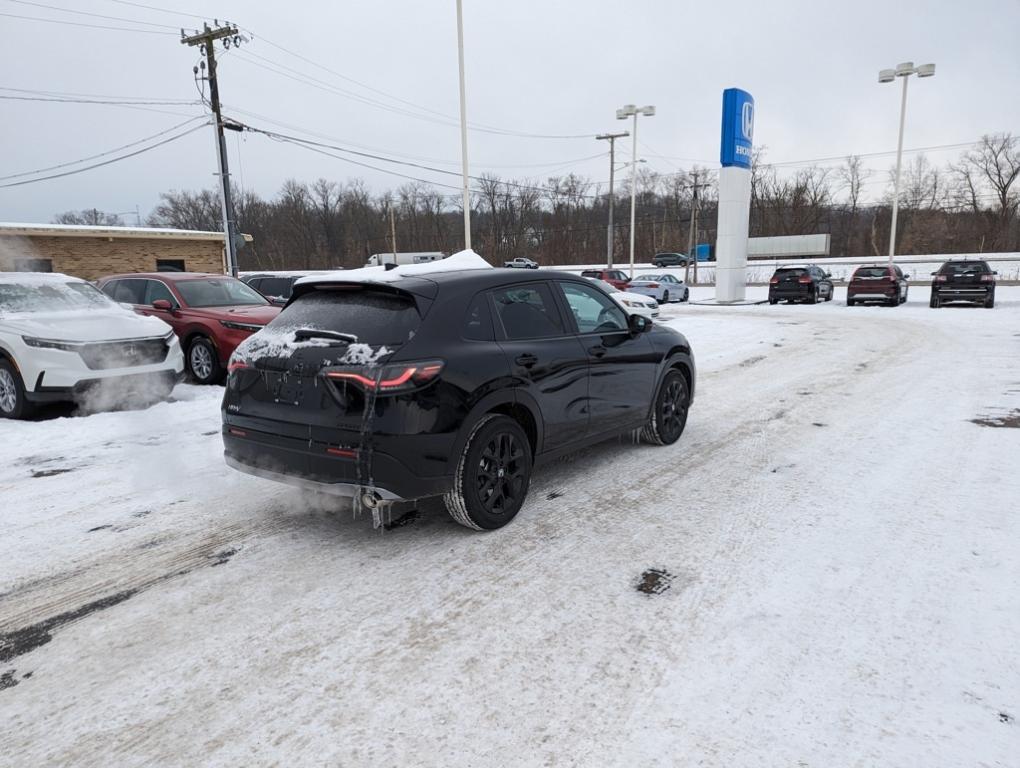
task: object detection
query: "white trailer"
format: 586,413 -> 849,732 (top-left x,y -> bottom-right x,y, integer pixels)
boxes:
747,234 -> 830,260
366,251 -> 446,267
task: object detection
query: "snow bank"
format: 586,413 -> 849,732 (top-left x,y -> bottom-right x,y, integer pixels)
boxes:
294,249 -> 491,287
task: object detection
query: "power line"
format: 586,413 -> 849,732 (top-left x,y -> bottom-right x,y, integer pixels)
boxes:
0,117 -> 207,181
236,30 -> 595,140
3,0 -> 180,28
0,9 -> 177,33
0,123 -> 207,188
0,85 -> 196,102
0,94 -> 199,106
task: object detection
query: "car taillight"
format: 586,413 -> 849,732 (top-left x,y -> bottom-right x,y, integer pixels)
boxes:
769,276 -> 780,285
797,274 -> 812,284
227,354 -> 251,374
933,275 -> 947,283
646,282 -> 659,288
981,274 -> 995,282
325,360 -> 445,393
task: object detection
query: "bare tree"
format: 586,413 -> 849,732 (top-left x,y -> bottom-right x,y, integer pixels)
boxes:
54,209 -> 124,226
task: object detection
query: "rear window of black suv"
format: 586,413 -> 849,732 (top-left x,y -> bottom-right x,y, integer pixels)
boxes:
940,261 -> 990,275
273,288 -> 421,346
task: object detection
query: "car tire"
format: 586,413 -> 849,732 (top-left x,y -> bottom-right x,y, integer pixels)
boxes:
847,298 -> 855,306
0,359 -> 35,420
769,297 -> 778,305
641,369 -> 690,446
929,294 -> 940,309
825,287 -> 833,302
662,290 -> 670,303
444,414 -> 533,531
985,294 -> 995,309
683,289 -> 689,302
187,337 -> 223,385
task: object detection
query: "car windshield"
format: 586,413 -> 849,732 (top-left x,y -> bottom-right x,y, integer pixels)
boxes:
855,267 -> 890,278
176,278 -> 269,307
0,280 -> 117,314
940,262 -> 990,275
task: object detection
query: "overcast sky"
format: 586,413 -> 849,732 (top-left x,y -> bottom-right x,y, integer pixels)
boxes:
1,0 -> 1018,223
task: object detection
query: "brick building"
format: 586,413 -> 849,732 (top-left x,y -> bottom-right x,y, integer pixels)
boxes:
0,223 -> 251,280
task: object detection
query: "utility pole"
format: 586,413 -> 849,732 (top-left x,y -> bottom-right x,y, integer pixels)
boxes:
596,131 -> 628,269
183,22 -> 244,276
684,171 -> 708,285
455,0 -> 472,252
389,204 -> 398,263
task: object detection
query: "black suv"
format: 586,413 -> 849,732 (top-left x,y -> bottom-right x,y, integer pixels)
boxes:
652,252 -> 693,268
930,260 -> 997,308
242,273 -> 320,306
222,269 -> 695,530
768,264 -> 834,304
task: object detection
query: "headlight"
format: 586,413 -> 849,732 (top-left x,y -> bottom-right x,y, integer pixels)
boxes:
220,320 -> 264,333
622,300 -> 637,307
164,329 -> 178,344
22,336 -> 80,351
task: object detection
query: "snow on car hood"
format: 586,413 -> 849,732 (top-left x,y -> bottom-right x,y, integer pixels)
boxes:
0,307 -> 171,342
295,249 -> 492,287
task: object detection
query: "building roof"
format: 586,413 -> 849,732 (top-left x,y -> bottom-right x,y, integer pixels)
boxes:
0,222 -> 252,242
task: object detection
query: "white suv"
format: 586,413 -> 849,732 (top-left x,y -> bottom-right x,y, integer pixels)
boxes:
0,273 -> 184,419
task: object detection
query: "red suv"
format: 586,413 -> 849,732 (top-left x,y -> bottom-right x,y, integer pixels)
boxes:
580,268 -> 631,290
98,273 -> 280,384
847,264 -> 909,306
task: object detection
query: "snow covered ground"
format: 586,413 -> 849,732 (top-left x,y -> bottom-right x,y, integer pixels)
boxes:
2,287 -> 1019,766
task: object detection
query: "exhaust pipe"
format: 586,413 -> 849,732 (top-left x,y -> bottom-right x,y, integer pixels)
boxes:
360,491 -> 381,509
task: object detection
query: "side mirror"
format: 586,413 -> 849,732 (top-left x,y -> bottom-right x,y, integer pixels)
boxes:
930,271 -> 938,276
152,299 -> 174,311
903,274 -> 910,280
824,272 -> 832,278
991,271 -> 999,276
628,313 -> 651,335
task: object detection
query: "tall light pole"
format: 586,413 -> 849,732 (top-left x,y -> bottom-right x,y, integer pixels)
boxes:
596,131 -> 628,269
455,0 -> 472,251
879,61 -> 935,264
616,104 -> 655,278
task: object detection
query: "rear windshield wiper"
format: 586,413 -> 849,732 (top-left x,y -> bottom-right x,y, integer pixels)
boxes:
293,329 -> 358,344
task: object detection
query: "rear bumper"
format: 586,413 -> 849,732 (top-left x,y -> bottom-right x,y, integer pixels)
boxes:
222,426 -> 454,502
769,287 -> 812,300
932,286 -> 992,301
848,290 -> 896,301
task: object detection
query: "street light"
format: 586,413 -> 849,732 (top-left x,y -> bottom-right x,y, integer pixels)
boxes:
879,60 -> 935,264
617,104 -> 655,278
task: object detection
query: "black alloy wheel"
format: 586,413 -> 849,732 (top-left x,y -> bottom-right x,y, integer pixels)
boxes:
642,370 -> 690,445
444,415 -> 533,530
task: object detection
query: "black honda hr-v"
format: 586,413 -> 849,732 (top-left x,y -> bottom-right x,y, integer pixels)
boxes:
222,263 -> 695,530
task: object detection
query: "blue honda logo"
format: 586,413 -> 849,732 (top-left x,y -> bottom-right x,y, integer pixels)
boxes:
720,88 -> 754,169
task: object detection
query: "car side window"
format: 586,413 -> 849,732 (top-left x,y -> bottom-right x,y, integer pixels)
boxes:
491,284 -> 564,340
558,281 -> 627,334
100,280 -> 119,300
462,291 -> 494,341
145,280 -> 176,306
111,279 -> 145,304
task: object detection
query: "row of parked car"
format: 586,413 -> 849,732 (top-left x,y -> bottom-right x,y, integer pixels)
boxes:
768,259 -> 999,308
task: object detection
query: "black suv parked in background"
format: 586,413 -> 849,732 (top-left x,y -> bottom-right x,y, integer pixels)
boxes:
768,264 -> 834,304
930,260 -> 997,308
222,269 -> 696,530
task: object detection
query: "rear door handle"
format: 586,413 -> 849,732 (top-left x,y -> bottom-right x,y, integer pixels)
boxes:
588,345 -> 606,358
515,353 -> 538,367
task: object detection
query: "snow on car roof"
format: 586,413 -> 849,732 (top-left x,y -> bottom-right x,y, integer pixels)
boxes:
295,249 -> 492,287
0,271 -> 83,284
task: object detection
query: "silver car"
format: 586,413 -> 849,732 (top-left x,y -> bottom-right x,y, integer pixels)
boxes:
628,273 -> 689,303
